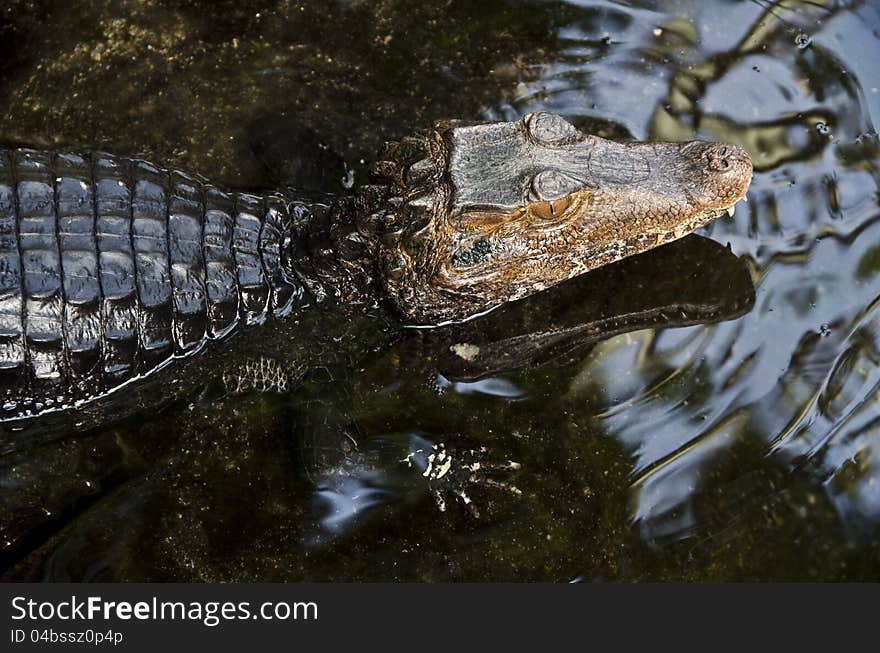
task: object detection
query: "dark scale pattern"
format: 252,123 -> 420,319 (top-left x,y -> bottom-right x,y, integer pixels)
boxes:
0,148 -> 304,422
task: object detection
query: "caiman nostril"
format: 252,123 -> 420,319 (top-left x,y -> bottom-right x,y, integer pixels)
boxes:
708,156 -> 731,172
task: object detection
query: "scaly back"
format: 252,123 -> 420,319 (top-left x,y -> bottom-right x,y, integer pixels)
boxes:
0,149 -> 304,423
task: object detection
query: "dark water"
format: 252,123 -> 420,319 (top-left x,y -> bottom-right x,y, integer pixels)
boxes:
1,0 -> 880,581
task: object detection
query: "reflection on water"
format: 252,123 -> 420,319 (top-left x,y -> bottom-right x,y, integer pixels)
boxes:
1,0 -> 880,580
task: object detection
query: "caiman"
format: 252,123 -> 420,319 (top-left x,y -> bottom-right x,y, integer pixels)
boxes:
0,112 -> 752,452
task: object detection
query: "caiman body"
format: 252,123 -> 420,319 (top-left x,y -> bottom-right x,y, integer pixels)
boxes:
0,113 -> 752,447
0,149 -> 308,424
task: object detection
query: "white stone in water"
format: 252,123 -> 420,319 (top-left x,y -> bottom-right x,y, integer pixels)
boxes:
450,342 -> 480,361
435,458 -> 453,478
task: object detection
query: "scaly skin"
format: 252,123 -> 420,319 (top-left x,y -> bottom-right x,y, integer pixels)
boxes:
0,112 -> 752,440
0,149 -> 311,424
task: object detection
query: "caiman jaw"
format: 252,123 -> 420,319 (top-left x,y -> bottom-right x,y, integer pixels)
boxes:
367,112 -> 753,325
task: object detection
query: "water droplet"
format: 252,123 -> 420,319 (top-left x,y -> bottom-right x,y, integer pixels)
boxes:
820,324 -> 832,337
795,33 -> 812,49
816,122 -> 831,136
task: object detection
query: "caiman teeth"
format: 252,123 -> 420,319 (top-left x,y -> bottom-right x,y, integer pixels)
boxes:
727,205 -> 736,218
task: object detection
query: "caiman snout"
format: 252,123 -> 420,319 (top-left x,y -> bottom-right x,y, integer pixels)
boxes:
706,143 -> 742,172
680,140 -> 753,211
705,143 -> 750,173
683,140 -> 752,175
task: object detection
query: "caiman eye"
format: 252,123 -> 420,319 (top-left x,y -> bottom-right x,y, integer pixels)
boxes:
530,196 -> 573,221
529,169 -> 582,199
524,112 -> 581,145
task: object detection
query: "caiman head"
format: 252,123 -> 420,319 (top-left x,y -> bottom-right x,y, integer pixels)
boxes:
361,112 -> 752,325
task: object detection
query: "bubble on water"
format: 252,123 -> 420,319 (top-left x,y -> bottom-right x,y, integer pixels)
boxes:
795,33 -> 812,49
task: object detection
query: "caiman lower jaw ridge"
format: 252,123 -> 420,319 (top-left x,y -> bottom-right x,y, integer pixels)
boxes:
657,203 -> 736,247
